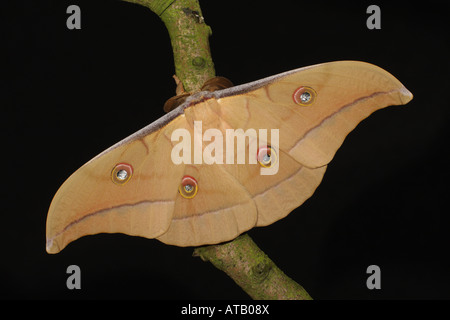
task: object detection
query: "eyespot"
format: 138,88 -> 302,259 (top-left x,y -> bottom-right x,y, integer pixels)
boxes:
111,163 -> 133,185
293,86 -> 316,106
179,175 -> 198,199
257,146 -> 278,168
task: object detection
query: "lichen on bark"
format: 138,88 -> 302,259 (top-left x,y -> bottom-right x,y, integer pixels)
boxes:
194,234 -> 312,300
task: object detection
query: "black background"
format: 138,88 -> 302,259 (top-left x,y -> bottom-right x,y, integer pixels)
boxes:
2,0 -> 450,301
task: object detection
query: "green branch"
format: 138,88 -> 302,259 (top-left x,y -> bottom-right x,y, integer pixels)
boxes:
121,0 -> 312,300
123,0 -> 214,92
194,234 -> 312,300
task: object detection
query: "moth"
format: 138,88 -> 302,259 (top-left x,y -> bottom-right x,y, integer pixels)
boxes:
46,61 -> 412,253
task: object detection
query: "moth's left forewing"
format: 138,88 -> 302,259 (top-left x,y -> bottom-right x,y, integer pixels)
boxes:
46,115 -> 186,254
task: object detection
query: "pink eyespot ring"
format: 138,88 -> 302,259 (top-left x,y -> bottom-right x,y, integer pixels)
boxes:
111,163 -> 133,185
179,175 -> 198,199
257,146 -> 277,168
293,86 -> 316,106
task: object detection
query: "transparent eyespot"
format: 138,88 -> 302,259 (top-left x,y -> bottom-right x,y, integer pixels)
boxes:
300,91 -> 311,103
111,163 -> 133,185
293,86 -> 317,106
257,146 -> 278,168
116,170 -> 128,181
179,175 -> 198,199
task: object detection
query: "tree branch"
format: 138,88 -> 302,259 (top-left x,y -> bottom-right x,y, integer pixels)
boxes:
121,0 -> 312,300
194,234 -> 312,300
123,0 -> 214,92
